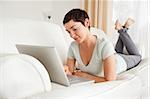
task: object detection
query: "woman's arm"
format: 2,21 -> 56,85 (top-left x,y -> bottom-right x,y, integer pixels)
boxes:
64,58 -> 76,75
73,71 -> 106,82
73,54 -> 116,83
103,54 -> 116,81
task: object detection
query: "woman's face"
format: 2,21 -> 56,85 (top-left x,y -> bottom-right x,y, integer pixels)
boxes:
64,19 -> 90,44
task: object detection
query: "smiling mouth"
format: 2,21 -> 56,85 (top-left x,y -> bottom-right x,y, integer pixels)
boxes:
75,35 -> 80,39
74,38 -> 78,41
74,37 -> 79,40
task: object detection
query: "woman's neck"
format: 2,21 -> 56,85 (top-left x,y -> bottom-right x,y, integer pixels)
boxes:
80,32 -> 96,48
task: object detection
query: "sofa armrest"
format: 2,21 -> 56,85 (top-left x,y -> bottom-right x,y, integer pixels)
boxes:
0,54 -> 51,99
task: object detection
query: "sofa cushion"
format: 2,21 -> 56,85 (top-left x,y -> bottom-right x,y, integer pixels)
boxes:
25,74 -> 142,99
0,54 -> 51,99
120,58 -> 150,87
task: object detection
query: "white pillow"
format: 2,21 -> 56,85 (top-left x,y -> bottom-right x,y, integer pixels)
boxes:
0,54 -> 51,99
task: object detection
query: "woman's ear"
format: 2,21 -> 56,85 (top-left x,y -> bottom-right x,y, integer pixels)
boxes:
84,18 -> 91,28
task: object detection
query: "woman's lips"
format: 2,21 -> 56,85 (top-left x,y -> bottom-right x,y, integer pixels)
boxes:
75,38 -> 81,43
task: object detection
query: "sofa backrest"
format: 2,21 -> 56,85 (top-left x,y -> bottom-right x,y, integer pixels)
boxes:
0,18 -> 68,64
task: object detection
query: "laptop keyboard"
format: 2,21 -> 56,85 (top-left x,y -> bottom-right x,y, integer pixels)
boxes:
67,75 -> 94,85
67,75 -> 81,82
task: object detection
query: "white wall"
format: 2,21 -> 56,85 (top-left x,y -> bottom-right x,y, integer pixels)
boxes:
0,3 -> 3,18
0,0 -> 82,26
0,1 -> 52,20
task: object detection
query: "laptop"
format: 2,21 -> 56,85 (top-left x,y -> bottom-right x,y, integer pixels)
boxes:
16,44 -> 94,86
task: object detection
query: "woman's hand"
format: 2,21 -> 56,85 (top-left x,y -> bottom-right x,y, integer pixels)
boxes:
64,58 -> 76,75
73,70 -> 88,77
73,70 -> 86,77
64,65 -> 72,75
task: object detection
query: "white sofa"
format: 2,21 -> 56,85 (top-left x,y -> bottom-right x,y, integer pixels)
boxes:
0,18 -> 149,99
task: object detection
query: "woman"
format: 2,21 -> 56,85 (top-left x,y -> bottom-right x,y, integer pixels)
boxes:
63,9 -> 141,83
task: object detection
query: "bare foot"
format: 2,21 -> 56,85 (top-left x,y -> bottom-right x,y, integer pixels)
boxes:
115,20 -> 123,30
124,18 -> 135,28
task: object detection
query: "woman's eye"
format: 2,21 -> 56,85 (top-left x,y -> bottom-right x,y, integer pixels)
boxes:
73,28 -> 77,31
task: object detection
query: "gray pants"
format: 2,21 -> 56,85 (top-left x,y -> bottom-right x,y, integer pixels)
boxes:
115,28 -> 141,70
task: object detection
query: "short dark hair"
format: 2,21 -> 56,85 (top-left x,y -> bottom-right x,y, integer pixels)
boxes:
63,9 -> 90,28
